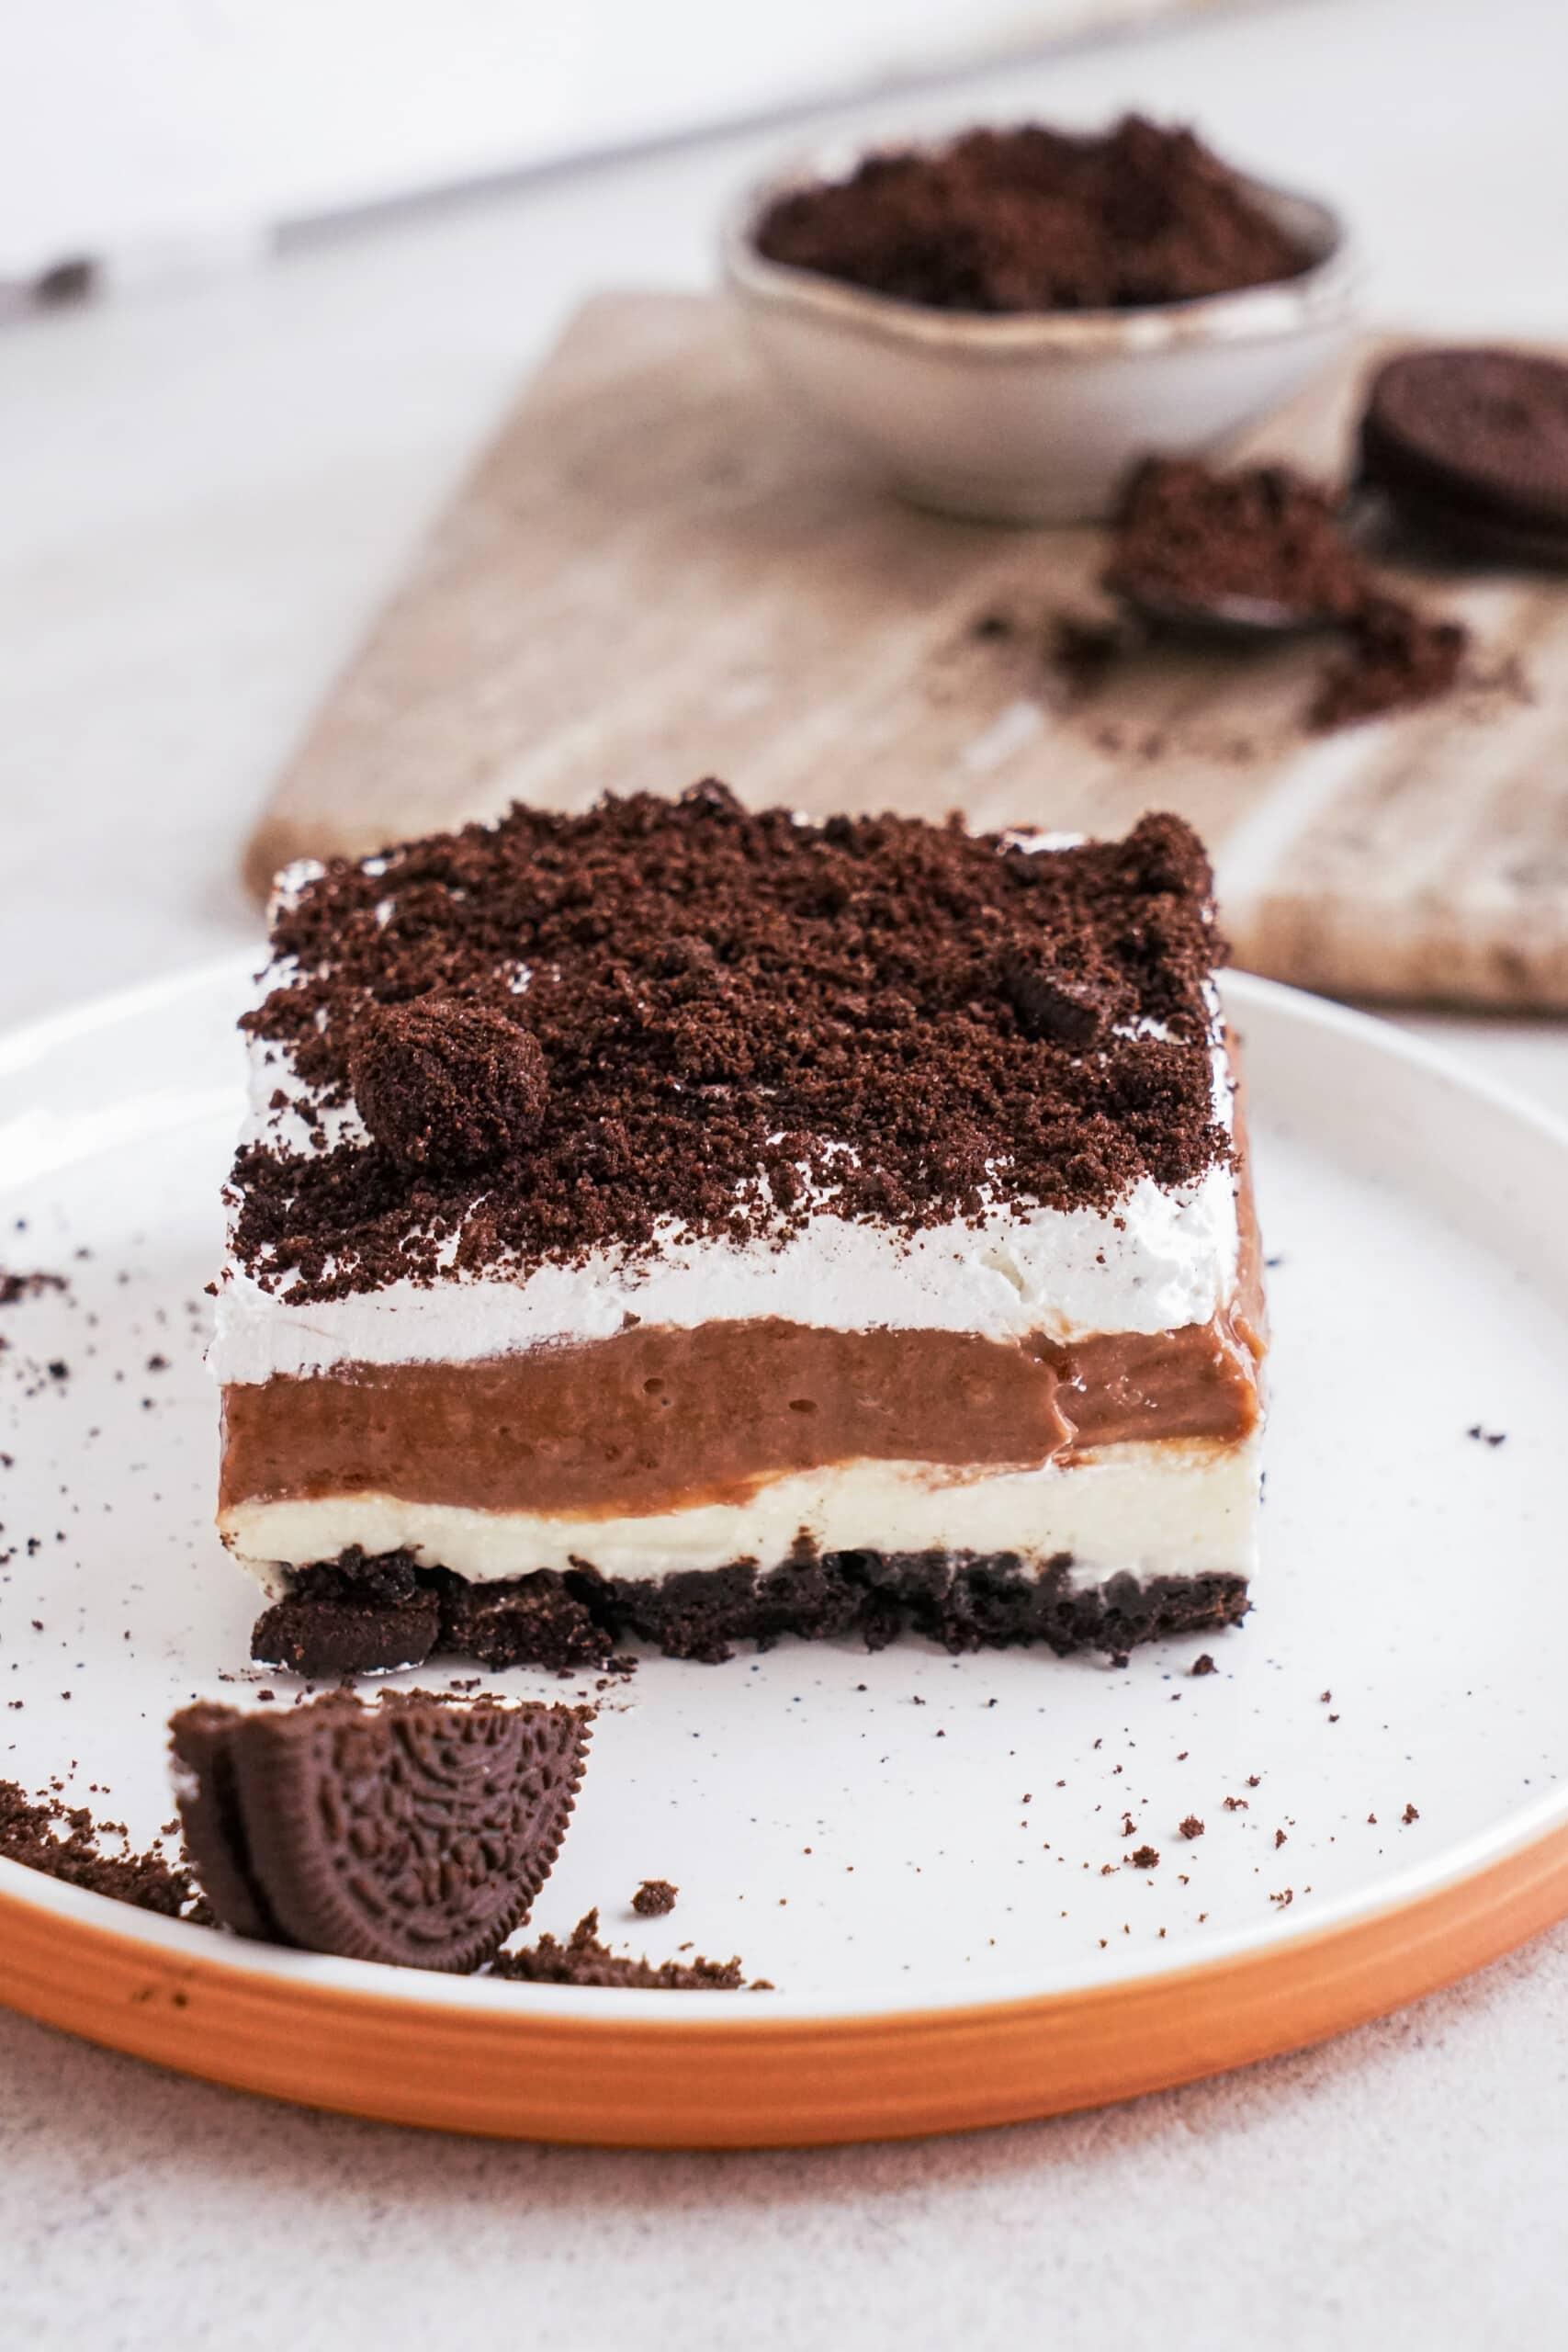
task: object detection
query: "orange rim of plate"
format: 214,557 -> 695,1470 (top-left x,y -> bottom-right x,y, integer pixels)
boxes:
3,1809 -> 1566,2147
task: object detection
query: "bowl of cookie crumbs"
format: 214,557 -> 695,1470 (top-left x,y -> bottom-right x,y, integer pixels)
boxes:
725,115 -> 1358,524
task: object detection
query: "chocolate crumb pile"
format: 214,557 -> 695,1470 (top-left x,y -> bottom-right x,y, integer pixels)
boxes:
632,1877 -> 678,1917
755,118 -> 1313,314
491,1907 -> 764,1990
233,790 -> 1227,1303
1102,458 -> 1472,732
1105,460 -> 1367,623
0,1779 -> 197,1917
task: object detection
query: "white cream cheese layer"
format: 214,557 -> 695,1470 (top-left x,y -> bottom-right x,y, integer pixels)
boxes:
222,1434 -> 1261,1593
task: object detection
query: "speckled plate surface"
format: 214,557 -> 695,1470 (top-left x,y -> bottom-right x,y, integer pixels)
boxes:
2,960 -> 1566,2145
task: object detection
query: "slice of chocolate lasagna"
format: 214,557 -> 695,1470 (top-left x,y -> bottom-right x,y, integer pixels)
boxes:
213,785 -> 1265,1675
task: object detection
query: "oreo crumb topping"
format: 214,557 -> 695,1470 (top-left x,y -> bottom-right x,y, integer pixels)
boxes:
232,789 -> 1226,1300
632,1877 -> 678,1917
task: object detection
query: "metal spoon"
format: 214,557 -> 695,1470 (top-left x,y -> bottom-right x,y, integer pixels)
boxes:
1111,583 -> 1337,641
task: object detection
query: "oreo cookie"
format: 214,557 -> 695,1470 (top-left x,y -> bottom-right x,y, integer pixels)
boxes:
170,1693 -> 591,1972
1360,346 -> 1568,563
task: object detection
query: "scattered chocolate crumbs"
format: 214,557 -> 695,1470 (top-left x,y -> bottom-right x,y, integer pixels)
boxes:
491,1908 -> 762,1990
1047,614 -> 1126,700
0,1272 -> 68,1308
1179,1815 -> 1204,1839
1309,594 -> 1469,731
232,791 -> 1227,1301
1223,1795 -> 1249,1811
0,1779 -> 197,1917
1467,1425 -> 1508,1447
1274,1828 -> 1287,1849
632,1878 -> 678,1917
1129,1844 -> 1159,1869
1190,1653 -> 1216,1677
1402,1802 -> 1420,1826
754,119 -> 1313,313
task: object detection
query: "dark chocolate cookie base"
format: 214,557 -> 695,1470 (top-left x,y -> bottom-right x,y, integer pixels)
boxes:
251,1543 -> 1249,1679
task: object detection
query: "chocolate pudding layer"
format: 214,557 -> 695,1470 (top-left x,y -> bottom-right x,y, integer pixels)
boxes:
221,1307 -> 1262,1523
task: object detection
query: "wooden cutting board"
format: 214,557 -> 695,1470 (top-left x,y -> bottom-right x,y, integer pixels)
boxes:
246,289 -> 1568,1010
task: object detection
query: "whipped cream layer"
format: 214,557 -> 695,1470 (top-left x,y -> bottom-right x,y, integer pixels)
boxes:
213,1160 -> 1240,1382
216,852 -> 1239,1385
223,1433 -> 1262,1592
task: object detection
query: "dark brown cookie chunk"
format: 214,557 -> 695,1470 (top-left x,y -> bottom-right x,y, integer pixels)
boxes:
999,939 -> 1124,1046
631,1877 -> 678,1917
348,997 -> 548,1170
1360,347 -> 1568,556
170,1693 -> 590,1972
251,1589 -> 441,1677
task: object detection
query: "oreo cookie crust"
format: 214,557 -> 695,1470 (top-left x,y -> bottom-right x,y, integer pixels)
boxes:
170,1693 -> 591,1971
252,1546 -> 1251,1677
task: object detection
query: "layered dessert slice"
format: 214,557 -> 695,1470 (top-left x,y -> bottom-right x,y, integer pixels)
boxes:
214,785 -> 1265,1676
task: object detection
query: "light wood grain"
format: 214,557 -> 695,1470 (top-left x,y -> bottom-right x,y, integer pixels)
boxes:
248,291 -> 1568,1010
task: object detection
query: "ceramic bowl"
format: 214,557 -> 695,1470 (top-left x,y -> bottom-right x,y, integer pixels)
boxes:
722,137 -> 1359,524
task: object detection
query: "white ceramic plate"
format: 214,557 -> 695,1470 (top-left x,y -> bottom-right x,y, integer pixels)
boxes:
1,959 -> 1565,2143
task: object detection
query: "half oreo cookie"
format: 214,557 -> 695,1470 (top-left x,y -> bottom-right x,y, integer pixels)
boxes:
170,1692 -> 591,1972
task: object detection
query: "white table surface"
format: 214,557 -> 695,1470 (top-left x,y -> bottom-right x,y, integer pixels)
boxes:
5,0 -> 1568,2342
